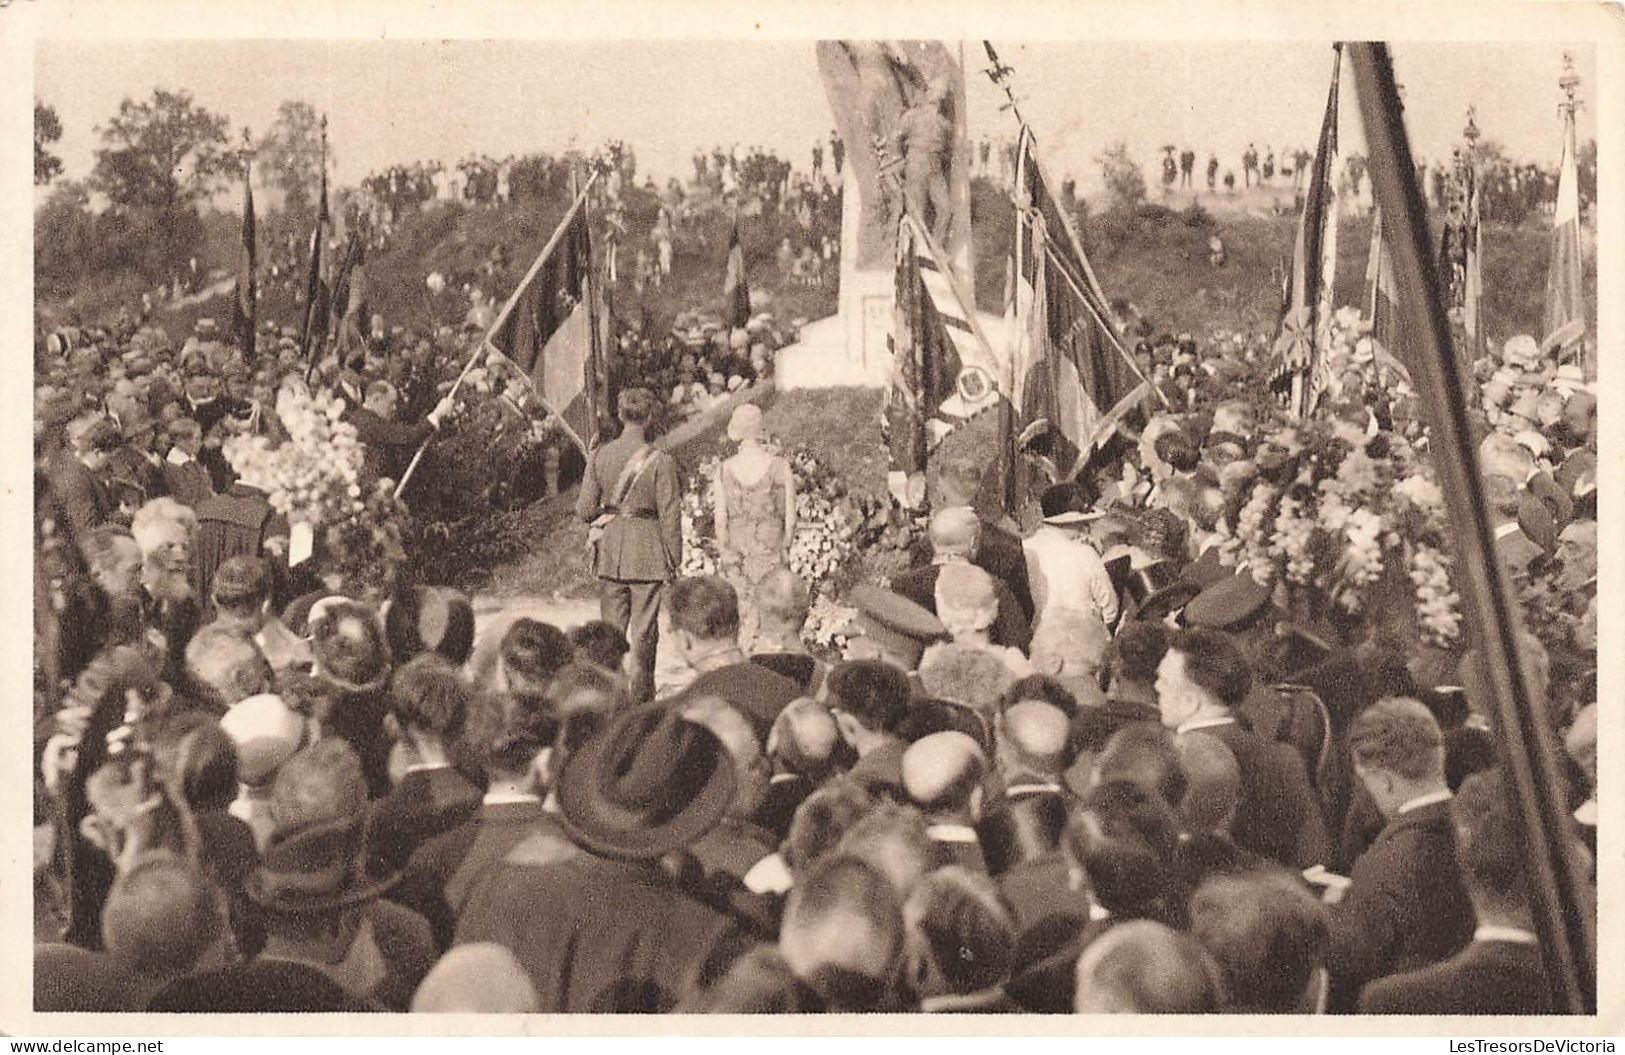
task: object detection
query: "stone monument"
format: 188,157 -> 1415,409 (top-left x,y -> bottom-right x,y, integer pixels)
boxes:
777,41 -> 984,390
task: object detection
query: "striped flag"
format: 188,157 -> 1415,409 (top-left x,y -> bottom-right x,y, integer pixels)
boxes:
1363,207 -> 1415,385
1542,100 -> 1585,360
490,202 -> 598,452
723,219 -> 750,329
1007,126 -> 1156,488
1271,43 -> 1342,417
230,158 -> 256,360
885,216 -> 1003,478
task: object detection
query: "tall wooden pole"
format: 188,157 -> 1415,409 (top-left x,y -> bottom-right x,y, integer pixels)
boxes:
1348,42 -> 1594,1014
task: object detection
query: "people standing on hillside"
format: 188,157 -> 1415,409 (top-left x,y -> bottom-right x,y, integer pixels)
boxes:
1263,149 -> 1275,183
714,404 -> 796,651
1243,143 -> 1259,187
831,131 -> 846,176
812,142 -> 824,179
1206,154 -> 1219,192
1180,149 -> 1196,189
577,388 -> 681,703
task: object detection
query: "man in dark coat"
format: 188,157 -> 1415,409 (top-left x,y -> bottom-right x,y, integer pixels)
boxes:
47,418 -> 120,541
893,506 -> 1030,652
159,418 -> 214,509
1328,697 -> 1474,1011
914,448 -> 1034,622
192,476 -> 289,606
1156,628 -> 1329,870
454,707 -> 749,1011
666,576 -> 804,743
1357,769 -> 1552,1015
576,388 -> 681,702
344,379 -> 452,489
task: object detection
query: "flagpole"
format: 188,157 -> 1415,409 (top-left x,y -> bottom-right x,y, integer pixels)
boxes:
984,43 -> 1166,410
1348,42 -> 1594,1014
300,115 -> 330,375
240,127 -> 257,362
394,170 -> 601,498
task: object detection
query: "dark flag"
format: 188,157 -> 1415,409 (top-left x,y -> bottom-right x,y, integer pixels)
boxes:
723,219 -> 750,328
1270,43 -> 1342,417
299,159 -> 330,362
1364,207 -> 1415,385
1007,126 -> 1154,490
230,160 -> 256,359
490,202 -> 598,451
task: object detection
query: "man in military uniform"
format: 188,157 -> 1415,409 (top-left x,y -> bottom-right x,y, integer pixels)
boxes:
576,388 -> 681,702
893,78 -> 956,247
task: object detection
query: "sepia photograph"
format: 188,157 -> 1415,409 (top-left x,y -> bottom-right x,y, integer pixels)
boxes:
11,0 -> 1618,1034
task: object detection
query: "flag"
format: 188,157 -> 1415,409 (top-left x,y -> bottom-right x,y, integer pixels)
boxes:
1271,43 -> 1342,417
299,162 -> 330,361
1364,207 -> 1416,385
490,201 -> 597,451
723,219 -> 750,329
230,161 -> 256,359
331,236 -> 367,359
1006,126 -> 1149,489
1463,163 -> 1483,357
1542,100 -> 1585,360
885,216 -> 1003,479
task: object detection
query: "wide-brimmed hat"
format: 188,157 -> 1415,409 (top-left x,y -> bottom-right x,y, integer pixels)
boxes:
243,816 -> 394,914
1040,482 -> 1105,525
556,706 -> 735,860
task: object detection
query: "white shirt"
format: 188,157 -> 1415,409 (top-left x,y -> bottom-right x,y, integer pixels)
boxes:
1474,925 -> 1538,945
483,790 -> 542,807
926,823 -> 979,844
1023,525 -> 1119,629
1397,788 -> 1453,814
1176,715 -> 1236,735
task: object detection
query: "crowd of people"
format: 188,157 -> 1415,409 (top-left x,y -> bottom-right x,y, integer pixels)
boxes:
32,317 -> 1597,1015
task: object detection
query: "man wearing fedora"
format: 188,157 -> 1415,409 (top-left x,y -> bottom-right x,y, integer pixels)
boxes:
577,388 -> 682,703
1023,482 -> 1120,636
455,706 -> 749,1012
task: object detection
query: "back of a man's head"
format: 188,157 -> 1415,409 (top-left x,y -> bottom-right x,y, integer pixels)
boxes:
1167,629 -> 1253,711
769,696 -> 840,779
917,642 -> 1016,710
411,943 -> 540,1013
567,620 -> 628,675
1110,621 -> 1170,686
1175,731 -> 1242,835
210,555 -> 272,621
269,738 -> 369,834
185,624 -> 271,709
1349,696 -> 1445,784
1030,609 -> 1111,680
668,575 -> 741,644
903,866 -> 1016,997
825,659 -> 911,736
1074,920 -> 1224,1013
783,780 -> 876,876
755,568 -> 812,633
311,601 -> 389,689
1452,769 -> 1528,910
466,689 -> 558,782
996,699 -> 1072,779
1188,869 -> 1328,1012
500,618 -> 575,690
928,505 -> 981,561
547,662 -> 630,762
390,652 -> 472,742
901,731 -> 987,817
835,800 -> 949,896
1094,724 -> 1188,809
780,855 -> 904,1006
1069,780 -> 1182,918
101,851 -> 224,980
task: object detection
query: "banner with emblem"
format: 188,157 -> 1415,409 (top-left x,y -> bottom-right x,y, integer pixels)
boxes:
884,214 -> 1004,479
1542,83 -> 1585,363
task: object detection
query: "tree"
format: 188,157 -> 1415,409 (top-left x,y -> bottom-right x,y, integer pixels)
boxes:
89,88 -> 232,214
1095,142 -> 1146,212
258,100 -> 328,215
35,101 -> 64,186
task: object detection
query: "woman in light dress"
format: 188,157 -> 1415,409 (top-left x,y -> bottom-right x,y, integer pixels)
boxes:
714,404 -> 796,650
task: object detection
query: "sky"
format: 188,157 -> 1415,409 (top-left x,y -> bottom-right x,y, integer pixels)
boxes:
34,38 -> 1598,202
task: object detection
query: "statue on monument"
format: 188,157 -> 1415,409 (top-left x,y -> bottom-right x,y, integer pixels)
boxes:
893,77 -> 956,248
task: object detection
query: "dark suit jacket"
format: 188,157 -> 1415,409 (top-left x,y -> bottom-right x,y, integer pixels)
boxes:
370,765 -> 483,874
1497,527 -> 1545,579
891,563 -> 1031,652
47,450 -> 112,542
577,430 -> 682,582
1358,939 -> 1553,1015
671,662 -> 803,746
193,484 -> 287,603
909,517 -> 1034,621
1327,799 -> 1475,1010
344,405 -> 434,485
161,457 -> 215,508
455,851 -> 750,1012
1206,721 -> 1330,870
